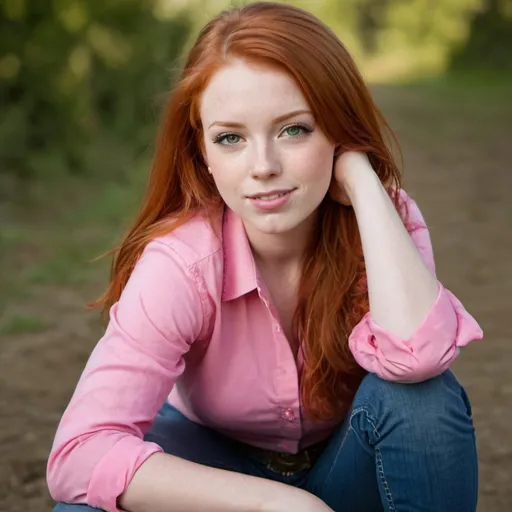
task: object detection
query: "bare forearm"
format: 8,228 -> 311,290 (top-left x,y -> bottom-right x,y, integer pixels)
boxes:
119,452 -> 310,512
347,170 -> 439,338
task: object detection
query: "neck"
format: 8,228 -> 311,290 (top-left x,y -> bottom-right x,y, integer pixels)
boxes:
244,215 -> 316,269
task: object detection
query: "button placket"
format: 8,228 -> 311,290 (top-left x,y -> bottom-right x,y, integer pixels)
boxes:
257,284 -> 270,309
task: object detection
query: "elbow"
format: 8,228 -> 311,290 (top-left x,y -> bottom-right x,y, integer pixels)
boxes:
46,463 -> 61,502
351,327 -> 460,384
48,430 -> 164,510
47,439 -> 87,504
382,340 -> 459,383
47,468 -> 69,504
352,288 -> 484,384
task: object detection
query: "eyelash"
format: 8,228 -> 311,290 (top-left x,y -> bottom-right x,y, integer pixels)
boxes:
212,123 -> 313,145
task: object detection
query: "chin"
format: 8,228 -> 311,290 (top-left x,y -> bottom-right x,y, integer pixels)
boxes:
249,214 -> 306,236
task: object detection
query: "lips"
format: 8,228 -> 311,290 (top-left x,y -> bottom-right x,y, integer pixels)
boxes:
246,189 -> 295,201
245,188 -> 296,211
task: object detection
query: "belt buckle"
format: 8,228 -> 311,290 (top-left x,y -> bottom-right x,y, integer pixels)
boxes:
266,450 -> 312,476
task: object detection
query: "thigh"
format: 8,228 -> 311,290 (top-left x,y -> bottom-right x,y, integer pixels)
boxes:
305,411 -> 383,512
306,371 -> 478,512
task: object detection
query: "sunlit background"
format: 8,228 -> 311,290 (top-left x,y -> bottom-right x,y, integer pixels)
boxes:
1,1 -> 511,510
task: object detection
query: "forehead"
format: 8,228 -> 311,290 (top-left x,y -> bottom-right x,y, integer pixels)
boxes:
200,60 -> 309,122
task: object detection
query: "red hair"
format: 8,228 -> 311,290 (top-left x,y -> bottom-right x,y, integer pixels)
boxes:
93,2 -> 402,421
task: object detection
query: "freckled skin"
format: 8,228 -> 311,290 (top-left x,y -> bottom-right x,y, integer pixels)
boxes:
200,59 -> 336,247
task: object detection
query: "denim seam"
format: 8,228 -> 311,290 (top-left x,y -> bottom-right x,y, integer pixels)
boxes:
320,411 -> 356,493
362,407 -> 396,512
375,447 -> 395,512
348,406 -> 377,456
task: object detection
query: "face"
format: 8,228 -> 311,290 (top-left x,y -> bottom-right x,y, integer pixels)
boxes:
200,59 -> 335,240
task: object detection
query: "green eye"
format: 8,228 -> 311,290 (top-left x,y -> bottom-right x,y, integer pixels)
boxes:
225,134 -> 240,144
285,126 -> 302,137
214,133 -> 241,145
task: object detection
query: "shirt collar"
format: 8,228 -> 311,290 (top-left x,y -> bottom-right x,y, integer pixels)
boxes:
222,207 -> 259,301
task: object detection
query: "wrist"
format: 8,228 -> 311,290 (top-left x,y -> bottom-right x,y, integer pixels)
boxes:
344,163 -> 380,205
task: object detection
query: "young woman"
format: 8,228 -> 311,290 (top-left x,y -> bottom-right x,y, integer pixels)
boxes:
47,3 -> 483,511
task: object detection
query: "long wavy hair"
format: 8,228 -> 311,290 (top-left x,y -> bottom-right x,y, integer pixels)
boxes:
92,2 -> 402,421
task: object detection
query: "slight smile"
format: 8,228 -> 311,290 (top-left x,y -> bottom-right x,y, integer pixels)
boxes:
245,188 -> 296,211
246,188 -> 296,201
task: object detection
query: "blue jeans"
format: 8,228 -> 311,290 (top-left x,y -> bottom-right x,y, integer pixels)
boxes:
53,370 -> 478,511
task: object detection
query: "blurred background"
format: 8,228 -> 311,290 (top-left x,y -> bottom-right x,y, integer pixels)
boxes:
0,0 -> 510,510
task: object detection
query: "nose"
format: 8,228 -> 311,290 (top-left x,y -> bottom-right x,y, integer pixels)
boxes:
249,141 -> 282,179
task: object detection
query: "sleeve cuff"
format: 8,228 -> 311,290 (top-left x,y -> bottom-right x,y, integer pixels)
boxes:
87,435 -> 163,512
349,284 -> 483,381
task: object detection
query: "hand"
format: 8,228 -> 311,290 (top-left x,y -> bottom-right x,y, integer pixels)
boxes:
328,150 -> 375,206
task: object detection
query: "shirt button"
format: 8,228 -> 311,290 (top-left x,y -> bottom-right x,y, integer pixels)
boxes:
275,325 -> 281,332
283,408 -> 295,421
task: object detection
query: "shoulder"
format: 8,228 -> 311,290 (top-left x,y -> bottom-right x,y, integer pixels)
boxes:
127,212 -> 224,337
143,211 -> 225,315
151,211 -> 223,269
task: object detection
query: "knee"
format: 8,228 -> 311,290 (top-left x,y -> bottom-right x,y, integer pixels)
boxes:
353,370 -> 474,435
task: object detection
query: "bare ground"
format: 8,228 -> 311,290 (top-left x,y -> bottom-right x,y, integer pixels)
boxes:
1,81 -> 511,511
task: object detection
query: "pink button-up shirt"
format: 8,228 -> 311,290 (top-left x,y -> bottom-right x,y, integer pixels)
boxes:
47,190 -> 483,510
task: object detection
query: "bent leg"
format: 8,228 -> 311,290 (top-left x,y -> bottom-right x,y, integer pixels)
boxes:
306,370 -> 478,512
305,405 -> 383,511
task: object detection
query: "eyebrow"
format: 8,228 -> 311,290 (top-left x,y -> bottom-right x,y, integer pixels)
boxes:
207,109 -> 313,130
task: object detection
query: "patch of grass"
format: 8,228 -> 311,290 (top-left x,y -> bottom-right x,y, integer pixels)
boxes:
1,164 -> 146,298
393,71 -> 512,109
373,72 -> 512,152
24,258 -> 97,287
0,279 -> 34,302
0,314 -> 48,336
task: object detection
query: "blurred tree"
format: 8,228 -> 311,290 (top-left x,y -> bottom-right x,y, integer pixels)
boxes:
449,0 -> 512,71
1,0 -> 510,188
315,0 -> 483,80
0,0 -> 191,182
355,0 -> 391,54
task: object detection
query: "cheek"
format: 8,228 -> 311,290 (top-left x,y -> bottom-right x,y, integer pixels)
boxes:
208,164 -> 243,207
295,144 -> 334,186
204,148 -> 237,189
210,169 -> 233,193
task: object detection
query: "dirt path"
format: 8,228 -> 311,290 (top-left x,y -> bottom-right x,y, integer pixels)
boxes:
1,82 -> 511,511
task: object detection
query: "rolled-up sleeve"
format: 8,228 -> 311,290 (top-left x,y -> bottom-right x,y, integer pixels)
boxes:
47,239 -> 208,511
348,190 -> 483,382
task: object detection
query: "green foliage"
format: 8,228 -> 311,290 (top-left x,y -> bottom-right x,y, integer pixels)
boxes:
0,0 -> 192,181
322,0 -> 484,80
1,0 -> 510,186
194,0 -> 497,80
449,0 -> 512,71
